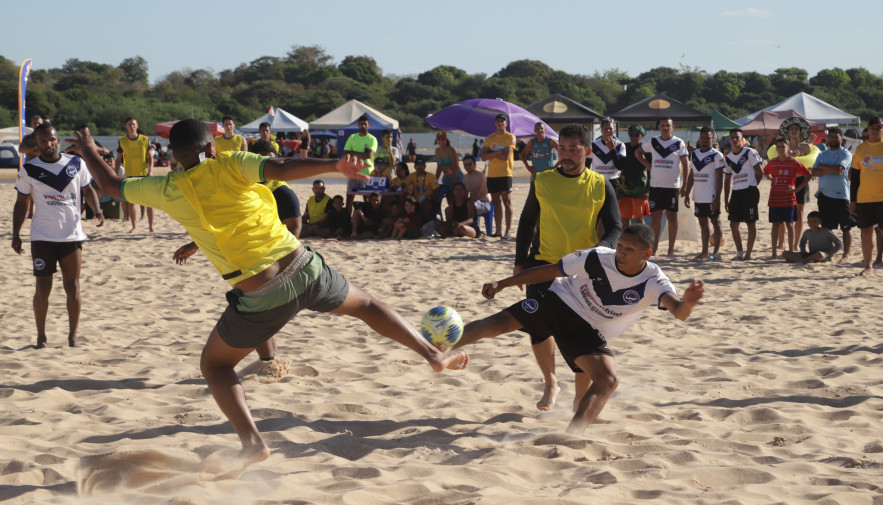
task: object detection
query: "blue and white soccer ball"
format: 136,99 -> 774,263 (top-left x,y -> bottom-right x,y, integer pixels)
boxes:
420,306 -> 464,348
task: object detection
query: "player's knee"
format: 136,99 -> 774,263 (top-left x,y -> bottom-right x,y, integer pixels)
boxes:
596,372 -> 618,394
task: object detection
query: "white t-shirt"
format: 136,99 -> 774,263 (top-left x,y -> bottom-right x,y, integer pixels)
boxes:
550,246 -> 677,339
590,138 -> 625,181
689,148 -> 725,203
642,136 -> 688,188
724,147 -> 763,191
15,153 -> 94,242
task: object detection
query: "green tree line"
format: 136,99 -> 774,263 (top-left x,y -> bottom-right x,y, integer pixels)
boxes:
1,47 -> 881,136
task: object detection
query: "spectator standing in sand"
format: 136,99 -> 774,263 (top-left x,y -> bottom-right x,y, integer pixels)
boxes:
514,124 -> 622,412
455,224 -> 703,434
522,122 -> 558,180
74,120 -> 468,472
684,127 -> 725,261
115,118 -> 155,232
723,128 -> 765,261
811,128 -> 854,263
407,138 -> 417,163
619,125 -> 651,229
850,116 -> 883,276
299,130 -> 311,159
764,138 -> 811,259
214,115 -> 248,153
343,114 -> 377,212
480,114 -> 517,239
635,117 -> 690,256
11,123 -> 104,349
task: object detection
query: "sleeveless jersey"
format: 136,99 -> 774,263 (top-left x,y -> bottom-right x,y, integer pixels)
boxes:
214,134 -> 245,153
306,194 -> 331,223
530,137 -> 555,174
118,134 -> 150,177
533,168 -> 607,263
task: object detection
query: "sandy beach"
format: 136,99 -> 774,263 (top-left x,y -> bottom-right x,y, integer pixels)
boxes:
1,166 -> 881,505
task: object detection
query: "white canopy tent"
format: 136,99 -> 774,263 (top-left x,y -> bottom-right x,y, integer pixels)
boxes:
240,108 -> 309,133
736,92 -> 860,127
0,125 -> 32,142
310,100 -> 399,130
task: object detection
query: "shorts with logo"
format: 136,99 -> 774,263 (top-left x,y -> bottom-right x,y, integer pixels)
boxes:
31,241 -> 82,277
217,247 -> 349,348
486,176 -> 512,194
505,289 -> 613,373
728,186 -> 759,223
693,203 -> 720,219
817,194 -> 856,231
648,187 -> 679,212
769,205 -> 797,223
856,201 -> 883,229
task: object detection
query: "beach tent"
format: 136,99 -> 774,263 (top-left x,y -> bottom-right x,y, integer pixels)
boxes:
611,94 -> 711,129
310,99 -> 399,131
240,108 -> 309,133
736,92 -> 860,127
526,94 -> 603,131
0,125 -> 32,142
710,110 -> 741,131
739,110 -> 826,137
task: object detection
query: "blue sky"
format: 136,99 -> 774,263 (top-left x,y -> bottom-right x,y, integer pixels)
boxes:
4,0 -> 880,84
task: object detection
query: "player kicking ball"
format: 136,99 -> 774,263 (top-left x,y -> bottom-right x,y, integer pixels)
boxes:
454,224 -> 704,433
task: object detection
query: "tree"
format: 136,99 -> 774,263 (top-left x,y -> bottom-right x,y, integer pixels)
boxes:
495,59 -> 553,81
119,56 -> 149,85
285,45 -> 333,71
810,68 -> 850,89
339,56 -> 382,85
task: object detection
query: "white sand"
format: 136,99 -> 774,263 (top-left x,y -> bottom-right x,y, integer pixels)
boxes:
1,168 -> 881,505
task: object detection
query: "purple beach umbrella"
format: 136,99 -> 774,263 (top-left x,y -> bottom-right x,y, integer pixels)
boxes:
425,98 -> 557,139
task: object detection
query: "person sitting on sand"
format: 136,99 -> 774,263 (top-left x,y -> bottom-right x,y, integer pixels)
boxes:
453,224 -> 703,434
435,182 -> 476,238
73,120 -> 468,473
782,211 -> 842,264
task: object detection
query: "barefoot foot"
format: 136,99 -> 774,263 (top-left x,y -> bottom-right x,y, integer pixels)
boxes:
198,445 -> 270,480
36,337 -> 47,349
537,383 -> 561,412
857,267 -> 874,277
430,350 -> 469,372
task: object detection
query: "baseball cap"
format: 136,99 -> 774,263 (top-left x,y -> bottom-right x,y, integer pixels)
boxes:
628,125 -> 645,135
495,113 -> 508,121
868,117 -> 883,128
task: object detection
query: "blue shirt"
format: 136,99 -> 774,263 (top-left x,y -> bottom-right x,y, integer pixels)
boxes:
813,147 -> 852,200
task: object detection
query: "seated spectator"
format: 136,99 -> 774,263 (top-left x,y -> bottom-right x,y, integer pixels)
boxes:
300,179 -> 332,238
350,192 -> 389,239
391,196 -> 423,240
317,195 -> 351,237
391,161 -> 411,196
782,211 -> 843,264
405,157 -> 439,204
436,182 -> 477,238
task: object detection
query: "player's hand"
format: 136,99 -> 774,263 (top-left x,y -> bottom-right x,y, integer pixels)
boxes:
849,201 -> 857,215
337,155 -> 369,180
712,199 -> 720,212
603,136 -> 615,150
512,264 -> 525,291
11,235 -> 22,255
72,127 -> 98,155
481,281 -> 503,299
173,242 -> 199,265
683,194 -> 691,208
724,199 -> 730,213
683,279 -> 705,306
95,212 -> 105,228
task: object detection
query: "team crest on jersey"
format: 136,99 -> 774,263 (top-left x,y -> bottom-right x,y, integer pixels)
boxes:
34,258 -> 46,270
669,144 -> 678,152
703,156 -> 712,164
521,299 -> 539,313
623,289 -> 640,304
66,165 -> 77,177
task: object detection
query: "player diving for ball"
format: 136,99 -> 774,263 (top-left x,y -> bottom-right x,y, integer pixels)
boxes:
453,224 -> 704,433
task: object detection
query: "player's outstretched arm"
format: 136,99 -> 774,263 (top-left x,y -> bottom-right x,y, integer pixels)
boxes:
73,128 -> 125,201
660,280 -> 705,321
482,263 -> 561,299
262,155 -> 369,182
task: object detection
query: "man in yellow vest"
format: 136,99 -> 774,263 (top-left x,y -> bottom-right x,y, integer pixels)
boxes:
73,120 -> 468,475
114,117 -> 155,232
514,123 -> 622,412
214,115 -> 247,153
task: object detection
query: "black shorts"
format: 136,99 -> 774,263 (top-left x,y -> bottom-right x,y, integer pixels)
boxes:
693,203 -> 720,219
486,176 -> 513,194
272,186 -> 302,220
505,290 -> 613,373
521,257 -> 553,345
728,186 -> 760,223
648,187 -> 679,212
31,241 -> 82,277
794,176 -> 811,204
769,206 -> 797,223
218,249 -> 349,348
817,194 -> 856,231
856,201 -> 883,229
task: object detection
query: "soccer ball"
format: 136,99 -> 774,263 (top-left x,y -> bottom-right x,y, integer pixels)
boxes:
420,306 -> 464,348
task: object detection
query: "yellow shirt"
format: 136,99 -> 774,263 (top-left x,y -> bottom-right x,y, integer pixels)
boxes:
851,141 -> 883,203
405,171 -> 439,200
120,151 -> 298,285
485,131 -> 516,178
119,134 -> 150,177
534,168 -> 606,263
214,134 -> 245,153
306,194 -> 330,224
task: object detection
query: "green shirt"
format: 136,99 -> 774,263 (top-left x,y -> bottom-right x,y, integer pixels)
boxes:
344,133 -> 378,174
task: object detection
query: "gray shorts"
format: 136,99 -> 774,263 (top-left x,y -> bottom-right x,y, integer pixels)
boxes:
217,247 -> 349,348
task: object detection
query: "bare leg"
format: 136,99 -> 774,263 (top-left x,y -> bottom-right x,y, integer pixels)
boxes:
665,210 -> 678,256
573,372 -> 592,412
692,216 -> 710,260
785,222 -> 795,252
332,283 -> 468,371
34,276 -> 52,349
125,201 -> 136,232
745,222 -> 757,259
770,223 -> 780,258
147,207 -> 155,233
455,311 -> 523,348
840,229 -> 852,262
711,217 -> 723,254
532,337 -> 560,411
859,227 -> 874,276
781,250 -> 804,263
566,354 -> 618,434
491,192 -> 503,236
730,221 -> 743,256
256,337 -> 276,360
501,192 -> 513,236
776,225 -> 785,250
650,210 -> 664,254
874,228 -> 883,266
794,203 -> 805,249
58,248 -> 82,347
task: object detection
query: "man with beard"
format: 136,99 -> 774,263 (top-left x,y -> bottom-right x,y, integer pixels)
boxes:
344,114 -> 377,212
11,123 -> 104,348
514,123 -> 621,412
811,128 -> 854,262
684,127 -> 725,261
